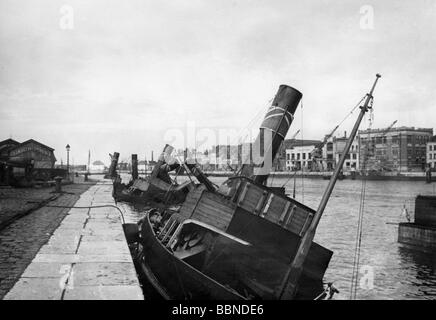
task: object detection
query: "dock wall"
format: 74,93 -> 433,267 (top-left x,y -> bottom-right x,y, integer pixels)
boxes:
398,223 -> 436,250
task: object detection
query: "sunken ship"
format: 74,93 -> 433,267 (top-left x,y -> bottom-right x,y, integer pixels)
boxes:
111,146 -> 194,206
124,75 -> 380,300
398,195 -> 436,251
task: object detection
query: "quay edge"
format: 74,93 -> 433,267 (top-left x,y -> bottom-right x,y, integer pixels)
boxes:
3,180 -> 144,300
398,195 -> 436,252
398,223 -> 436,251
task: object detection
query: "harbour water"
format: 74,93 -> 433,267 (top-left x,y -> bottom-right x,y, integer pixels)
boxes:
117,174 -> 436,300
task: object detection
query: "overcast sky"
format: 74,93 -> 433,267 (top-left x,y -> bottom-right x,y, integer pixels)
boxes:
1,0 -> 435,165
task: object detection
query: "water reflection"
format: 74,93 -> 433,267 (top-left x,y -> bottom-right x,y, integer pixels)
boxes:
397,245 -> 436,299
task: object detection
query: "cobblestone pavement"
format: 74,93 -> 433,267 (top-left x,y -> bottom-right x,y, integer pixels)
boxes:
0,181 -> 96,299
0,188 -> 55,228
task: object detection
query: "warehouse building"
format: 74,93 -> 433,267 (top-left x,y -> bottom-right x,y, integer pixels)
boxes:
359,127 -> 433,172
0,138 -> 57,184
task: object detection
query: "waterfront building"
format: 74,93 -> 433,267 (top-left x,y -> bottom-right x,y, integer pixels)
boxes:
321,136 -> 335,171
285,139 -> 321,171
89,160 -> 106,173
71,164 -> 87,172
0,138 -> 57,183
427,136 -> 436,169
208,145 -> 244,170
0,139 -> 20,184
358,126 -> 433,172
332,133 -> 359,172
0,138 -> 20,161
7,139 -> 56,168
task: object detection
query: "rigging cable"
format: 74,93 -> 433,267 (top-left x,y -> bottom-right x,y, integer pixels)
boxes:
337,95 -> 366,129
301,99 -> 304,203
231,98 -> 272,150
233,98 -> 276,177
44,204 -> 127,224
349,99 -> 374,300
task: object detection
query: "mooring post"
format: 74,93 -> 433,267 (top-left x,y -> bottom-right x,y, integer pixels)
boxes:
131,154 -> 138,180
426,164 -> 432,184
54,176 -> 63,193
108,152 -> 120,178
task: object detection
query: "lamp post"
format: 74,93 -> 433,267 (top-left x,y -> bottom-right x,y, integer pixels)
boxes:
66,144 -> 70,180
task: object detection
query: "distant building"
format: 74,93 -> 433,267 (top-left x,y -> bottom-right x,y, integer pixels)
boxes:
427,136 -> 436,169
118,162 -> 130,172
207,145 -> 246,171
0,138 -> 57,184
7,139 -> 56,168
71,164 -> 87,172
0,138 -> 20,161
285,139 -> 321,171
89,160 -> 106,173
321,137 -> 335,171
359,126 -> 433,172
332,133 -> 359,171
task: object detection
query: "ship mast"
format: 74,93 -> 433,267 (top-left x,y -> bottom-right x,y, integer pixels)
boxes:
277,74 -> 381,299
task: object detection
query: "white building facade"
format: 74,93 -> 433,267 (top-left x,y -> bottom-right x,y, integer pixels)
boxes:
333,136 -> 359,171
427,136 -> 436,169
286,144 -> 317,171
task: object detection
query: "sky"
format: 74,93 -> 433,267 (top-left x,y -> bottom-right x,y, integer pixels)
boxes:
1,0 -> 436,165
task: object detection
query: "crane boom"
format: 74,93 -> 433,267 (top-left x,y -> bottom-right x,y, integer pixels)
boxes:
290,129 -> 300,140
310,124 -> 340,160
380,120 -> 397,137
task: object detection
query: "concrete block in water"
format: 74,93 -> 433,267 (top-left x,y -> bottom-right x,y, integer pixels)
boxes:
398,222 -> 436,250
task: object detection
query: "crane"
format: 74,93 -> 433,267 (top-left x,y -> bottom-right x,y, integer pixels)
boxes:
309,125 -> 340,171
365,120 -> 397,155
364,120 -> 398,171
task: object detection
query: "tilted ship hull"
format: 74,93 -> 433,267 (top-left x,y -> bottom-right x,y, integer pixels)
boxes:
113,175 -> 192,205
127,76 -> 380,300
128,84 -> 334,300
137,213 -> 245,300
134,178 -> 332,300
112,146 -> 195,206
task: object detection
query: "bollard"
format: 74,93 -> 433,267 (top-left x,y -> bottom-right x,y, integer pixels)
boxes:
54,176 -> 63,193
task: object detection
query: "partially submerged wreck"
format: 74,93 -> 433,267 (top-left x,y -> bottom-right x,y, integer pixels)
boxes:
112,146 -> 194,205
124,75 -> 381,300
398,195 -> 436,251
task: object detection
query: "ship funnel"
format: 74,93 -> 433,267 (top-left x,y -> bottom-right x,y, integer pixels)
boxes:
241,85 -> 302,185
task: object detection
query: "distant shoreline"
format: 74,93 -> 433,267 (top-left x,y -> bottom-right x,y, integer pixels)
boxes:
112,169 -> 435,182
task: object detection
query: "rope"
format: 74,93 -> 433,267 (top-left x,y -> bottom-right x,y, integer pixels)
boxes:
280,168 -> 297,188
337,95 -> 366,129
44,204 -> 126,224
229,98 -> 272,150
349,111 -> 373,300
349,174 -> 367,300
301,99 -> 304,203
